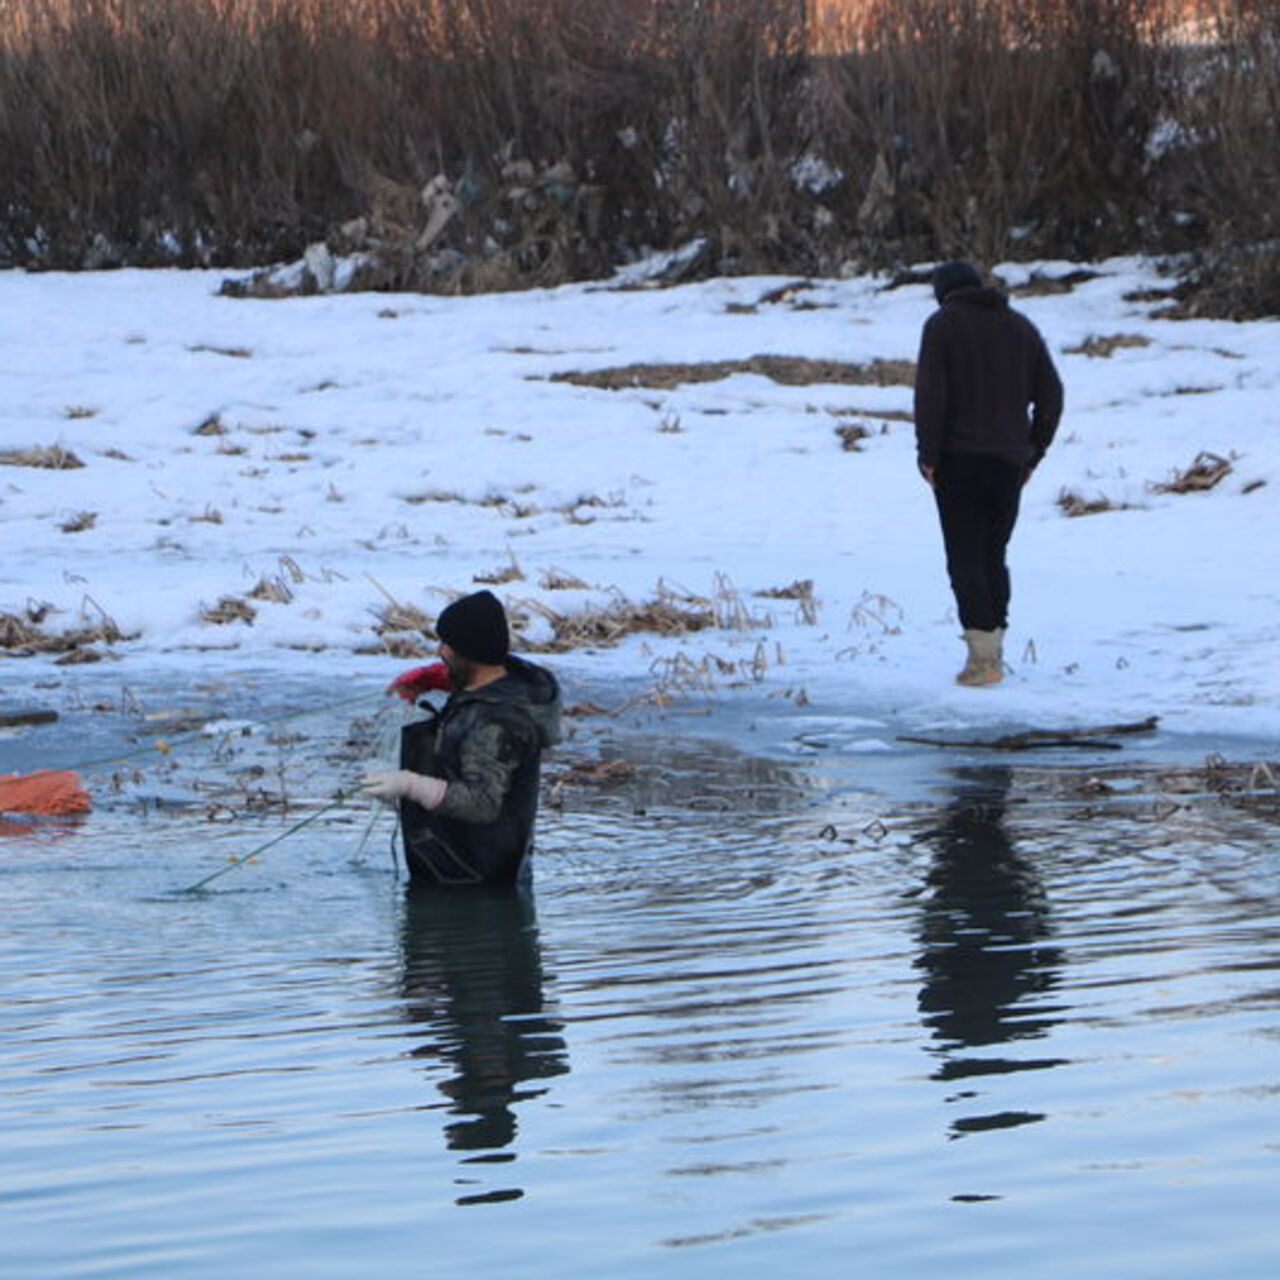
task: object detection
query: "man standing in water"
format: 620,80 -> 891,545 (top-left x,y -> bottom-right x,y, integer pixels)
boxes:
914,261 -> 1063,686
363,590 -> 561,886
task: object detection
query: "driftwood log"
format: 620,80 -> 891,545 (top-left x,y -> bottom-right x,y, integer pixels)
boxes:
0,707 -> 58,728
898,715 -> 1159,752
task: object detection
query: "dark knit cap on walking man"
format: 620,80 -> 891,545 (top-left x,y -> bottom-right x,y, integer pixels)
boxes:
435,589 -> 510,664
932,260 -> 982,303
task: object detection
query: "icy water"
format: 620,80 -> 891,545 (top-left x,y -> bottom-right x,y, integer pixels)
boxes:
2,680 -> 1279,1278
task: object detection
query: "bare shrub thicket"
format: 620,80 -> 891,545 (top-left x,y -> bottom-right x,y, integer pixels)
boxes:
0,0 -> 1276,314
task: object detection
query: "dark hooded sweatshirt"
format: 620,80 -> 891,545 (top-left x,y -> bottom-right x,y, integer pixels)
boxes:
399,655 -> 562,887
914,286 -> 1064,473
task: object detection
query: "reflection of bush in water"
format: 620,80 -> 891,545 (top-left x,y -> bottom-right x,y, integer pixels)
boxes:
548,733 -> 813,816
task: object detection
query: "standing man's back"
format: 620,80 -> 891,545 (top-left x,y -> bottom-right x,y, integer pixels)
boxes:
914,262 -> 1063,685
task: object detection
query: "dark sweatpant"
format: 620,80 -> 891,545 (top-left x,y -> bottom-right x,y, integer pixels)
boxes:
933,453 -> 1024,632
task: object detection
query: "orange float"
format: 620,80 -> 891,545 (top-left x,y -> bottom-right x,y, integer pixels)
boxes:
0,770 -> 92,817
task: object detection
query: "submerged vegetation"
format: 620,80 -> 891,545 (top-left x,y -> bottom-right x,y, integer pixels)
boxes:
0,0 -> 1277,314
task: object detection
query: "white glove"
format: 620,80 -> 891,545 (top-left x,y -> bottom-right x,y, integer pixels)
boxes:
361,769 -> 448,810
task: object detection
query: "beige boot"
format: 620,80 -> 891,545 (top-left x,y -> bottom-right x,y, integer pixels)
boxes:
957,629 -> 1003,686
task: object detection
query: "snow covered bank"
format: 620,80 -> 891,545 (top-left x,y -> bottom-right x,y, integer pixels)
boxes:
1,259 -> 1276,748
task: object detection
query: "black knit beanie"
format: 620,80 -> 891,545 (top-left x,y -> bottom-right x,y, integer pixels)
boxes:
932,261 -> 982,303
435,590 -> 510,664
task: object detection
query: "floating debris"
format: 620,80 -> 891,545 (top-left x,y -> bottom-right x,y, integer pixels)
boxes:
899,716 -> 1160,752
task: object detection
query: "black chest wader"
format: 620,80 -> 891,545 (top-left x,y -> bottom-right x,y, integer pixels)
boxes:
398,707 -> 541,888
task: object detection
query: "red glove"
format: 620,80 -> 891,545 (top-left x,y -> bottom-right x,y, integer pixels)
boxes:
387,662 -> 453,701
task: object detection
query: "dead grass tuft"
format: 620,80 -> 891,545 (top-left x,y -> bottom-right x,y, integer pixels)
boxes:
835,422 -> 872,451
371,600 -> 431,634
474,552 -> 525,585
189,344 -> 252,359
0,444 -> 85,469
0,612 -> 44,648
554,758 -> 638,787
563,701 -> 614,718
756,579 -> 814,601
757,578 -> 818,624
56,647 -> 105,665
58,510 -> 97,533
521,587 -> 716,653
402,488 -> 467,506
1065,333 -> 1152,358
1150,451 -> 1234,495
848,590 -> 903,635
835,406 -> 912,423
359,633 -> 431,659
201,596 -> 257,625
539,566 -> 592,591
552,355 -> 915,392
645,640 -> 775,697
248,575 -> 294,604
364,573 -> 434,642
757,281 -> 817,306
1057,488 -> 1136,517
712,573 -> 772,630
1008,271 -> 1102,298
0,600 -> 128,655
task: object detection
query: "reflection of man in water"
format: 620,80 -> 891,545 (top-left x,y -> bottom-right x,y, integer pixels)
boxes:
399,889 -> 569,1199
914,767 -> 1064,1137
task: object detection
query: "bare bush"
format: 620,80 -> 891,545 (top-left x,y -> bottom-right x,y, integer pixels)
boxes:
0,1 -> 1275,313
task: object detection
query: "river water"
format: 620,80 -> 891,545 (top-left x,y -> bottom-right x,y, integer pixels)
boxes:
2,674 -> 1277,1277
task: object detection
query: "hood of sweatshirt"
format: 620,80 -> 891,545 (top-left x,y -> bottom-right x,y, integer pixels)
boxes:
945,285 -> 1010,312
450,654 -> 562,749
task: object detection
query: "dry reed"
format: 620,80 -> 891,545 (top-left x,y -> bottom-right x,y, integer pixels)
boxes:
1150,450 -> 1233,494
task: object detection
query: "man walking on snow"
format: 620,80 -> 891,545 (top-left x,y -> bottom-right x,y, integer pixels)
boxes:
914,261 -> 1064,686
363,590 -> 561,887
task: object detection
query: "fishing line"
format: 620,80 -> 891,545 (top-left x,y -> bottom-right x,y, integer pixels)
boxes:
348,697 -> 417,869
72,688 -> 382,778
179,691 -> 420,888
179,798 -> 347,893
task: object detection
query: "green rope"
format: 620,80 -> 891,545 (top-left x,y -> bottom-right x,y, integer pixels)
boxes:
348,800 -> 388,866
180,798 -> 348,893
